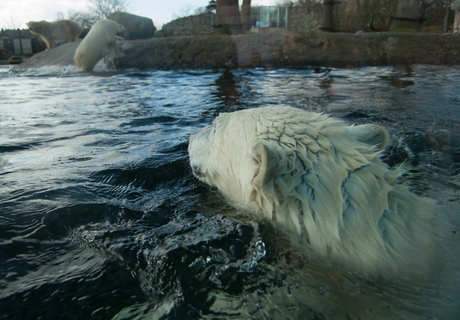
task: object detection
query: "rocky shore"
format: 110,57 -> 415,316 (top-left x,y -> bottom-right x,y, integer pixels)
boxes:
14,31 -> 460,71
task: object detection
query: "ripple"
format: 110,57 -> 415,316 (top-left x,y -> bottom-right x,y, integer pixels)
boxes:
1,66 -> 460,320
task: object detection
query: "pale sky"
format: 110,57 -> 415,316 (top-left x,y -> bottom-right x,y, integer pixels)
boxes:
0,0 -> 279,30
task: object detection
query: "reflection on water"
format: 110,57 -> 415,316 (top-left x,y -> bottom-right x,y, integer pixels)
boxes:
213,69 -> 241,108
0,65 -> 459,319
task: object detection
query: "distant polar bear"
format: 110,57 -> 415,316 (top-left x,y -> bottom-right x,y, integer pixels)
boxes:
27,20 -> 81,49
73,19 -> 127,72
188,106 -> 447,276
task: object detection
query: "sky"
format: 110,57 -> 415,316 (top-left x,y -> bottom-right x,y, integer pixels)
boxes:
0,0 -> 279,30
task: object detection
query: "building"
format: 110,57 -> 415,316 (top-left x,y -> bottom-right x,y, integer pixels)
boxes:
250,6 -> 289,28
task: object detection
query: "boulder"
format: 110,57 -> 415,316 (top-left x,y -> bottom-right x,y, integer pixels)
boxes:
8,55 -> 23,64
13,41 -> 80,70
107,12 -> 156,40
157,12 -> 213,38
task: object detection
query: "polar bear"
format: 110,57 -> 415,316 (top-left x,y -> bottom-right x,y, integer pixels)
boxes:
27,20 -> 81,49
73,19 -> 128,72
188,106 -> 447,276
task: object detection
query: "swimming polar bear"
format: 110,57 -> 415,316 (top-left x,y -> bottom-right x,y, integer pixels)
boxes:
73,19 -> 128,72
27,20 -> 81,49
188,106 -> 447,276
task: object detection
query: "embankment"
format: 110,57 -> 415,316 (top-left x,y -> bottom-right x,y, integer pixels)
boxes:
14,31 -> 460,71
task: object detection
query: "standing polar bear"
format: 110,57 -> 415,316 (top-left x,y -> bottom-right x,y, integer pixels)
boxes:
27,20 -> 81,49
188,106 -> 447,276
73,19 -> 128,72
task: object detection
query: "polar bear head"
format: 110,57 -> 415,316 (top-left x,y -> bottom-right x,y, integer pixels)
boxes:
188,106 -> 389,227
114,22 -> 129,39
189,106 -> 442,274
26,21 -> 45,34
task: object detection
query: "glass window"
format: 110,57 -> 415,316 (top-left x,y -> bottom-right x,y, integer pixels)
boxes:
269,7 -> 278,27
279,7 -> 288,27
258,6 -> 270,28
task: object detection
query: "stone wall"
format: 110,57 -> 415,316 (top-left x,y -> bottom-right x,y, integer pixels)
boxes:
156,11 -> 214,38
115,36 -> 236,69
120,32 -> 460,69
14,31 -> 460,71
288,4 -> 323,32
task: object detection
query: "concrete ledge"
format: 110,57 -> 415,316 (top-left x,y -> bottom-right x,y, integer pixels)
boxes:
115,36 -> 237,70
14,32 -> 460,71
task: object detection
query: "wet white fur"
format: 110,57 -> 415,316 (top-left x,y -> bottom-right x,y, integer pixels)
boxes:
73,20 -> 127,72
188,106 -> 445,276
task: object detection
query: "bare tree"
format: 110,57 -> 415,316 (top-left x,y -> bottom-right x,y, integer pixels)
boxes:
55,10 -> 99,29
172,3 -> 196,19
55,12 -> 66,21
444,0 -> 452,32
241,0 -> 251,31
216,0 -> 241,27
69,11 -> 100,29
321,0 -> 336,32
89,0 -> 129,19
194,7 -> 207,15
53,0 -> 128,31
6,13 -> 21,29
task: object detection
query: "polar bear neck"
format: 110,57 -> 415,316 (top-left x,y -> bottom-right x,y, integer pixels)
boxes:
189,106 -> 443,276
247,108 -> 439,275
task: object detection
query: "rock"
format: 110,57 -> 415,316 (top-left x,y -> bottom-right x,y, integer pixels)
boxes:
8,55 -> 23,64
115,36 -> 237,69
107,12 -> 156,40
0,48 -> 14,61
13,32 -> 460,71
13,41 -> 79,70
157,12 -> 213,38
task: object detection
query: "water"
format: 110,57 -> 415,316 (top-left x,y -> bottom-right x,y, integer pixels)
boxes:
1,65 -> 460,320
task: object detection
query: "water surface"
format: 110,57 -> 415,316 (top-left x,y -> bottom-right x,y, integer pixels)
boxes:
1,65 -> 460,319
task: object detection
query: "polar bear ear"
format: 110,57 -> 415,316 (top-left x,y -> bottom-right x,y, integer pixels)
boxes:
251,142 -> 287,191
346,124 -> 389,152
